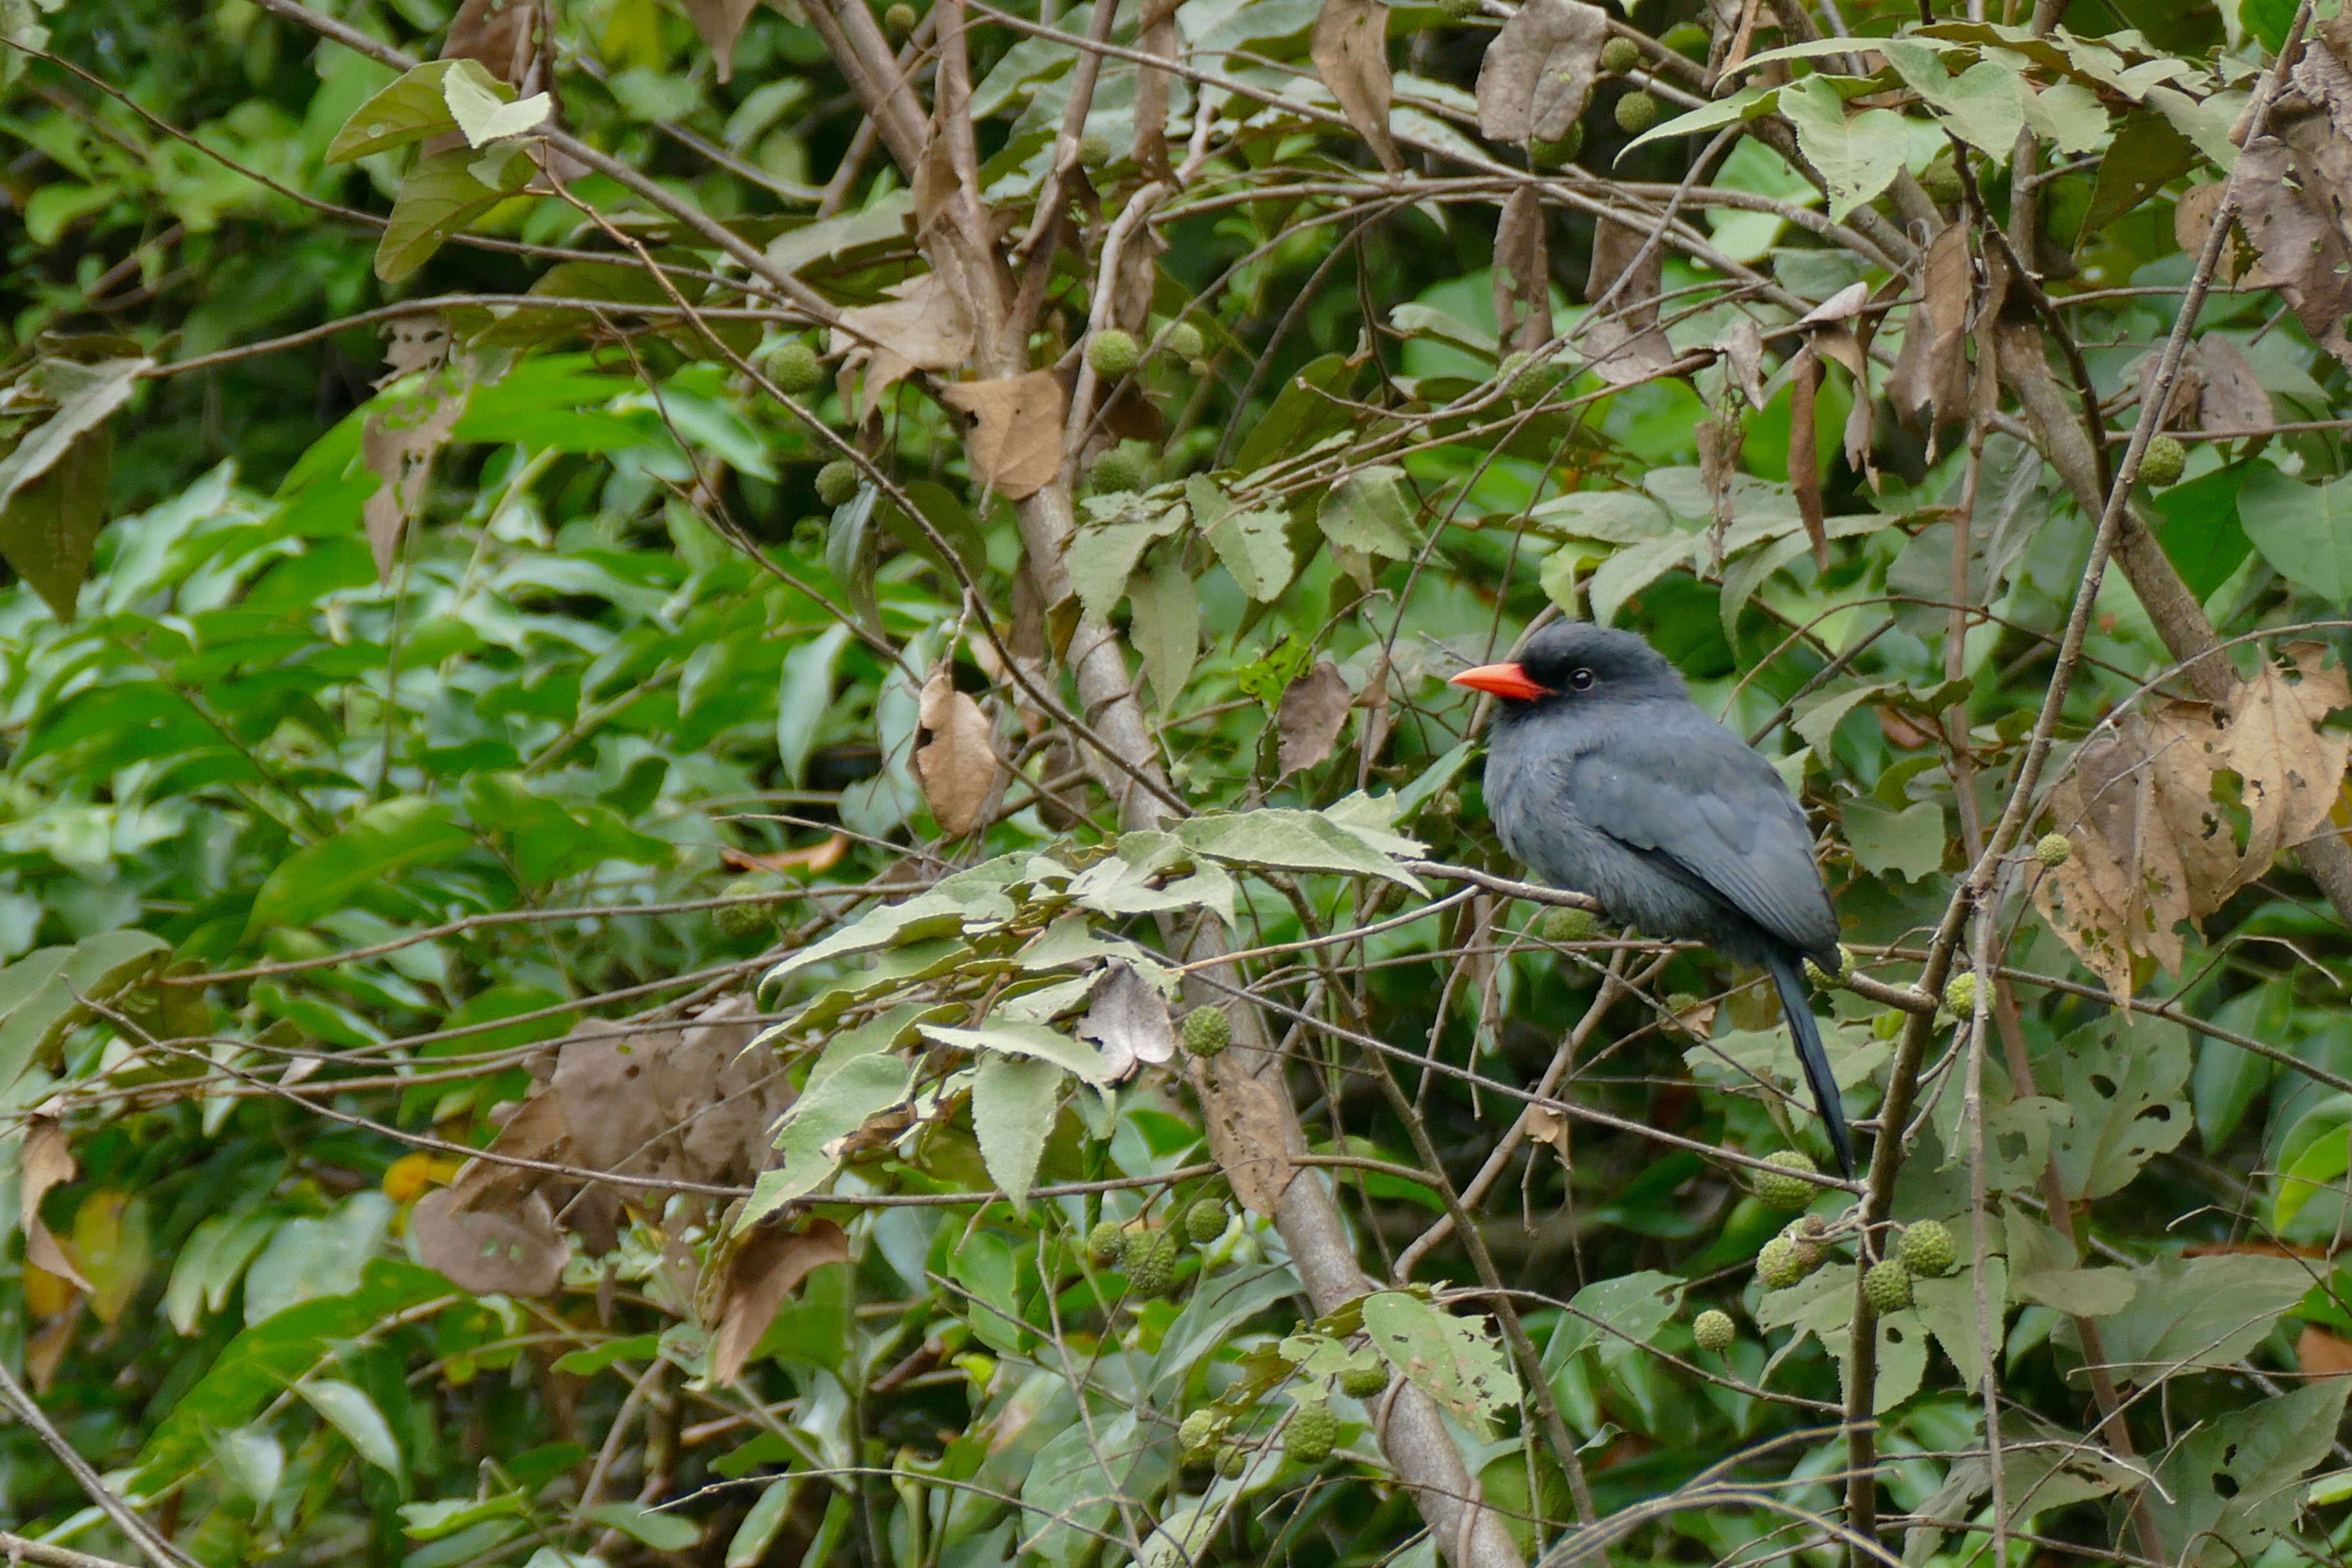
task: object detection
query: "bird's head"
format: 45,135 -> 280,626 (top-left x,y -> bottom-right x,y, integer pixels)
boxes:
1449,622 -> 1689,710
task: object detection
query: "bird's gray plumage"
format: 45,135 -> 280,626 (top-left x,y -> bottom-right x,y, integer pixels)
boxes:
1477,623 -> 1853,1175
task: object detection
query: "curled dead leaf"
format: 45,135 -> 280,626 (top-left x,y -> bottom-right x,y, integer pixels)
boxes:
1079,960 -> 1177,1082
20,1116 -> 92,1295
2198,334 -> 2273,434
411,1187 -> 570,1298
1196,1062 -> 1298,1216
1491,188 -> 1550,361
2235,132 -> 2352,374
831,273 -> 976,418
707,1218 -> 849,1384
913,664 -> 1002,836
1887,225 -> 1971,445
1580,216 -> 1674,386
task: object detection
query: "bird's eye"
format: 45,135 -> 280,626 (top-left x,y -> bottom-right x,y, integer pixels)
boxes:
1568,668 -> 1595,691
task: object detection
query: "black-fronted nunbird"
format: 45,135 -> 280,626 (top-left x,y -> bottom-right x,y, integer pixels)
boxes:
1452,622 -> 1855,1178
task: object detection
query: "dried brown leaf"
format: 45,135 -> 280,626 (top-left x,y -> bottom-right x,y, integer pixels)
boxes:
1719,318 -> 1767,409
913,664 -> 1002,835
1491,187 -> 1550,359
20,1117 -> 92,1295
1197,1061 -> 1297,1216
941,370 -> 1066,500
362,391 -> 464,579
2223,642 -> 2352,893
2198,334 -> 2273,434
1887,224 -> 1972,442
2301,1323 -> 2352,1379
2135,343 -> 2205,431
1078,961 -> 1176,1082
708,1219 -> 848,1383
377,312 -> 455,389
680,0 -> 763,82
1277,658 -> 1353,777
2236,131 -> 2352,374
1312,0 -> 1401,172
1580,215 -> 1674,385
831,273 -> 976,419
411,1187 -> 570,1297
1788,345 -> 1826,569
442,0 -> 545,84
1476,0 -> 1608,144
2034,718 -> 2197,998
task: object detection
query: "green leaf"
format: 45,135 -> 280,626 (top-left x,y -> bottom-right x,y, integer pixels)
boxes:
971,1050 -> 1063,1207
920,1020 -> 1114,1084
1127,554 -> 1199,709
399,1494 -> 528,1540
0,423 -> 112,621
1912,1258 -> 2008,1389
583,1502 -> 700,1552
297,1379 -> 404,1476
1361,1290 -> 1519,1438
1021,1412 -> 1146,1568
1190,476 -> 1295,601
1066,503 -> 1183,623
2089,1253 -> 2312,1388
164,1213 -> 278,1335
326,59 -> 467,162
1541,1270 -> 1680,1372
2025,80 -> 2108,153
743,1053 -> 914,1223
2239,462 -> 2352,600
777,624 -> 851,788
1149,1265 -> 1303,1399
2035,1012 -> 2191,1201
1175,808 -> 1428,893
2081,111 -> 2198,239
0,928 -> 172,1100
551,1334 -> 660,1375
134,1258 -> 448,1491
1841,797 -> 1946,882
1318,466 -> 1422,561
243,1192 -> 393,1325
375,147 -> 535,283
2148,1377 -> 2349,1568
2272,1092 -> 2352,1232
2012,1267 -> 2137,1318
727,1478 -> 798,1568
1619,82 -> 1776,158
1776,78 -> 1907,222
213,1426 -> 285,1503
1880,41 -> 2024,157
248,798 -> 475,933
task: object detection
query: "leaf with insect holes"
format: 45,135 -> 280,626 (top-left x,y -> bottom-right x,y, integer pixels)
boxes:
1361,1291 -> 1519,1437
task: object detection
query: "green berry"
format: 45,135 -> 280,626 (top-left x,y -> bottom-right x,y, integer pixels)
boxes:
1089,1220 -> 1124,1265
883,2 -> 918,37
769,340 -> 825,396
1942,971 -> 1978,1018
1182,1006 -> 1231,1058
2035,833 -> 2074,868
1437,0 -> 1482,19
1284,1401 -> 1340,1464
1087,328 -> 1141,380
816,459 -> 862,508
1078,132 -> 1113,168
1090,446 -> 1148,494
1130,1234 -> 1180,1296
1165,321 -> 1205,361
1121,1227 -> 1158,1272
1692,1309 -> 1736,1354
1528,121 -> 1584,167
1338,1363 -> 1390,1399
1214,1442 -> 1248,1477
2138,433 -> 2187,488
1184,1199 -> 1228,1244
1756,1234 -> 1807,1291
1508,353 -> 1563,404
1898,1219 -> 1957,1278
1917,160 -> 1965,206
1862,1258 -> 1914,1313
1665,990 -> 1700,1015
1178,1410 -> 1223,1454
715,878 -> 771,940
1600,36 -> 1641,74
1752,1150 -> 1818,1212
1614,91 -> 1659,135
1540,905 -> 1598,943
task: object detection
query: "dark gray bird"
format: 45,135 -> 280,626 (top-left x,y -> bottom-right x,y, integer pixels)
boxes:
1452,622 -> 1853,1178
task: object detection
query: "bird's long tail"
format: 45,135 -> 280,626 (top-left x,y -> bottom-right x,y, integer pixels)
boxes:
1765,952 -> 1856,1180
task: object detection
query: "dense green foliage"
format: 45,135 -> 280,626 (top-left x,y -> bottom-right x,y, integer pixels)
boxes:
6,0 -> 2352,1566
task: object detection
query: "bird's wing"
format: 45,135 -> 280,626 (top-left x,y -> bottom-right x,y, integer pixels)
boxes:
1562,720 -> 1840,958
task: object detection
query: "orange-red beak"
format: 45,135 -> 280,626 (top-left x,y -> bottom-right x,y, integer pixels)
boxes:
1450,662 -> 1553,701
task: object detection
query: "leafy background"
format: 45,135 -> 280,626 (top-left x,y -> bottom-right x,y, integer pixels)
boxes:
2,0 -> 2352,1566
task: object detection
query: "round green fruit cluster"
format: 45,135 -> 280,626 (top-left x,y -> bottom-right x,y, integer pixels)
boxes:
1752,1150 -> 1819,1212
816,459 -> 862,508
1087,328 -> 1142,380
1182,1006 -> 1231,1057
1692,1308 -> 1736,1353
